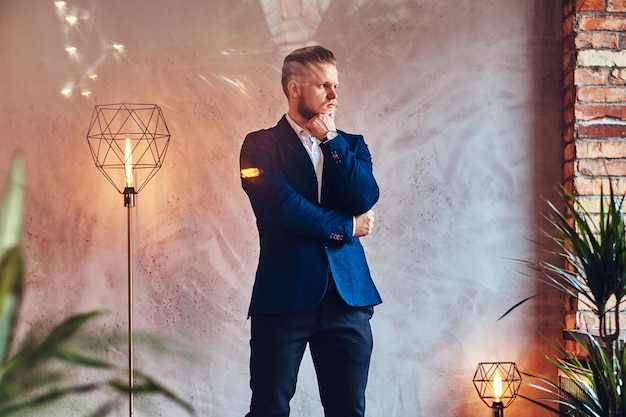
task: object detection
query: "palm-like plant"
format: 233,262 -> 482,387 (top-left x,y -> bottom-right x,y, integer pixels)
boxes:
513,182 -> 626,417
0,154 -> 194,416
541,184 -> 626,352
522,331 -> 626,417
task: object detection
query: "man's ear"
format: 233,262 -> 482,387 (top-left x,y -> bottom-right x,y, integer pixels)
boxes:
287,79 -> 300,98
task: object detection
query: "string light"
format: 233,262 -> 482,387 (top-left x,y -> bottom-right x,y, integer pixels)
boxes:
112,42 -> 125,54
65,15 -> 78,26
55,3 -> 126,99
65,45 -> 78,56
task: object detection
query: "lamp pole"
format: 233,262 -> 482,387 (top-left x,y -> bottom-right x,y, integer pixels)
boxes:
124,187 -> 136,415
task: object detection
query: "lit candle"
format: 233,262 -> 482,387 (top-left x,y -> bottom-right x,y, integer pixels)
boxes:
125,138 -> 134,188
493,374 -> 503,402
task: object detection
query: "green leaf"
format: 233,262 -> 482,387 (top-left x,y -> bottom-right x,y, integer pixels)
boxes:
520,330 -> 626,416
0,154 -> 25,255
3,310 -> 106,376
55,349 -> 115,369
108,371 -> 195,415
0,248 -> 22,367
0,383 -> 99,415
0,154 -> 25,368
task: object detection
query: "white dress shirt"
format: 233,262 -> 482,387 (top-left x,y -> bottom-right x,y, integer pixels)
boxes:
286,114 -> 323,201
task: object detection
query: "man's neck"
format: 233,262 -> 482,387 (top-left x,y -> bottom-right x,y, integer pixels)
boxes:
287,110 -> 308,130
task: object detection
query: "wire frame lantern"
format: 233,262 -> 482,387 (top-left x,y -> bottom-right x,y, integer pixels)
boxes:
473,361 -> 522,415
85,102 -> 170,416
86,103 -> 170,197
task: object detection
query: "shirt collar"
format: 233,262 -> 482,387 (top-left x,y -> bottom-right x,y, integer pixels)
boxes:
286,113 -> 314,142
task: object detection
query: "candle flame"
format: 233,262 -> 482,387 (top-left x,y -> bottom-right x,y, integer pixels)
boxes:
125,138 -> 134,188
493,374 -> 503,402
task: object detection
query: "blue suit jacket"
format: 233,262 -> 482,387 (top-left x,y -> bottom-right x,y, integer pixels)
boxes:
240,115 -> 382,315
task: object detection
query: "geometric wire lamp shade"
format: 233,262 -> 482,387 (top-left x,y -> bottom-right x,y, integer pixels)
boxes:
86,103 -> 170,195
85,102 -> 170,416
473,362 -> 523,409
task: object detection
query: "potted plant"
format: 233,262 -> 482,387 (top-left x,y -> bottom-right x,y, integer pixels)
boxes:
0,154 -> 194,416
506,181 -> 626,417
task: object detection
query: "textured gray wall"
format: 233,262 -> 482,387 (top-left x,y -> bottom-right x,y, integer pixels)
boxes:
0,0 -> 563,416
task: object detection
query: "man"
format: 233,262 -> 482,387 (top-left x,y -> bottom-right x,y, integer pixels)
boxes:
239,45 -> 381,417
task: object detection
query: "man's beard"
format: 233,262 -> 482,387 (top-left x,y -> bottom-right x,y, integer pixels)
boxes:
297,98 -> 318,121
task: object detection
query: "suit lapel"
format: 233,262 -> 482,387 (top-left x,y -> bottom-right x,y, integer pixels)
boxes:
275,116 -> 319,202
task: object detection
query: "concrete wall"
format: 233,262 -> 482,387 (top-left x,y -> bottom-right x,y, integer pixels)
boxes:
0,0 -> 563,416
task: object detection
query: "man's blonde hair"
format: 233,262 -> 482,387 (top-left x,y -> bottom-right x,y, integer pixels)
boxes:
281,46 -> 336,97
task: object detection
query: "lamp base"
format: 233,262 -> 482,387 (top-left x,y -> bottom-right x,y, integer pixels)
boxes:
123,187 -> 136,207
491,402 -> 504,417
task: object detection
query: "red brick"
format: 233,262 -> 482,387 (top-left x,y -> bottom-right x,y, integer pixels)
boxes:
577,159 -> 626,176
575,103 -> 626,120
563,37 -> 574,57
573,177 -> 594,194
563,49 -> 577,73
577,0 -> 607,11
564,142 -> 577,160
579,15 -> 626,31
575,33 -> 592,49
605,87 -> 626,101
565,179 -> 576,195
574,32 -> 619,49
578,123 -> 626,138
564,160 -> 576,178
564,0 -> 574,16
576,140 -> 626,157
608,0 -> 626,11
565,86 -> 576,107
575,177 -> 626,195
576,87 -> 602,103
575,67 -> 610,85
589,32 -> 618,49
610,68 -> 626,85
578,86 -> 626,103
564,124 -> 576,143
564,70 -> 575,90
564,13 -> 575,37
565,106 -> 576,125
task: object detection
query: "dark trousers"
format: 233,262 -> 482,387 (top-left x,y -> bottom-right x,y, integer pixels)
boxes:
245,288 -> 375,417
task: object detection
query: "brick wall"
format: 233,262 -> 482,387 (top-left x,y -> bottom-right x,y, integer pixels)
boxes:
563,0 -> 626,336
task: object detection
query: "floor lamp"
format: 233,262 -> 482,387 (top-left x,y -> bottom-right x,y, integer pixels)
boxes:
86,103 -> 170,416
473,362 -> 522,417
